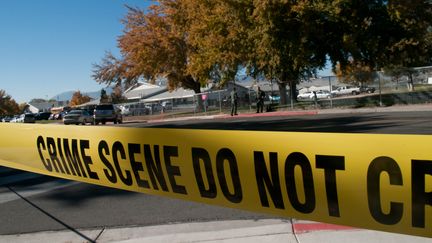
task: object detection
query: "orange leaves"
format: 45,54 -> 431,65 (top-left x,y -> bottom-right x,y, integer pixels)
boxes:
69,91 -> 91,107
0,90 -> 20,115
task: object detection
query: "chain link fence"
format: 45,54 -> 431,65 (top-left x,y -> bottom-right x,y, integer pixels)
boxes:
121,66 -> 432,118
291,66 -> 432,110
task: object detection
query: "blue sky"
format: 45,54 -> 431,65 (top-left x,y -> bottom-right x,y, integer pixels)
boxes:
0,0 -> 332,104
0,0 -> 151,103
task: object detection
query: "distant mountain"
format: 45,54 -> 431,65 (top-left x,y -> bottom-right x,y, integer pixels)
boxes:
51,87 -> 113,101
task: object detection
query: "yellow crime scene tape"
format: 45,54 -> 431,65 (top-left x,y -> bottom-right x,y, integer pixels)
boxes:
0,123 -> 431,238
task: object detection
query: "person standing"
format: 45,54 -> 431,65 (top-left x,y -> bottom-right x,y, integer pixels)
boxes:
313,91 -> 318,109
230,88 -> 238,116
256,87 -> 265,113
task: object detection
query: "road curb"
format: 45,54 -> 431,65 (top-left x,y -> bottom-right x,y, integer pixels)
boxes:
292,222 -> 356,234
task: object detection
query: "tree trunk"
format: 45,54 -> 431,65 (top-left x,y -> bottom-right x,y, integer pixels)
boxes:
408,73 -> 415,91
278,82 -> 287,105
190,77 -> 204,112
289,81 -> 297,103
278,80 -> 298,106
177,74 -> 204,111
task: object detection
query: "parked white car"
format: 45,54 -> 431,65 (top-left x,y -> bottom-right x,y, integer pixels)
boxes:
314,90 -> 331,99
297,91 -> 314,100
161,101 -> 173,110
9,115 -> 20,123
297,90 -> 331,100
331,86 -> 361,96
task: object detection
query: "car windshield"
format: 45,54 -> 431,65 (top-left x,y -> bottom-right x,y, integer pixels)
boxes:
69,110 -> 82,115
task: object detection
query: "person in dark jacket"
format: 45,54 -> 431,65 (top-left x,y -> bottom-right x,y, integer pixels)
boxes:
230,88 -> 238,116
256,87 -> 265,113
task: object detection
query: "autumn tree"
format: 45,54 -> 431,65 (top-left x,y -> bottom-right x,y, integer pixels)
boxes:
188,0 -> 431,100
0,90 -> 20,115
92,52 -> 137,90
327,0 -> 432,88
335,61 -> 376,87
93,1 -> 431,105
386,1 -> 432,67
249,1 -> 331,104
69,91 -> 91,107
181,0 -> 254,85
93,2 -> 205,97
19,103 -> 30,113
178,1 -> 330,105
382,1 -> 432,91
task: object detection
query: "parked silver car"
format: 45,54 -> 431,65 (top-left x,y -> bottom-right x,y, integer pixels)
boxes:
63,110 -> 93,125
93,104 -> 122,125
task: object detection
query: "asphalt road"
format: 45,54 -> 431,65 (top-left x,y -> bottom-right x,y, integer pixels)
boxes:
0,177 -> 272,235
1,110 -> 432,235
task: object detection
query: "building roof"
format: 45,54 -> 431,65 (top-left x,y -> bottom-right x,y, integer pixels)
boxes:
75,98 -> 100,107
124,82 -> 167,100
28,100 -> 69,112
298,77 -> 340,89
142,88 -> 196,102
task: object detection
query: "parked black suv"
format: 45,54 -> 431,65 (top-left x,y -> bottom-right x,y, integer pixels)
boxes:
93,104 -> 122,125
35,112 -> 52,120
360,86 -> 376,94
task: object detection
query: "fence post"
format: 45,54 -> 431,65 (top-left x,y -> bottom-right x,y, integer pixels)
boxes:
219,91 -> 222,113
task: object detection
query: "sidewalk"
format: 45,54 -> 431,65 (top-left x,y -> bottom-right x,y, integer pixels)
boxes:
2,219 -> 430,243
